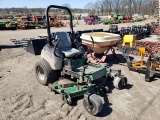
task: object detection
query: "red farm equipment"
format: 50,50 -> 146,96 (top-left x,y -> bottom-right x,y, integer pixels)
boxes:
84,15 -> 96,25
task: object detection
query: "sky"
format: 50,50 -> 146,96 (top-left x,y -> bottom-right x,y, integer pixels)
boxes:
0,0 -> 97,8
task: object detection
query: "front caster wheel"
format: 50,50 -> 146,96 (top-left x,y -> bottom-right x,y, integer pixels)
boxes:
83,94 -> 103,115
113,76 -> 127,90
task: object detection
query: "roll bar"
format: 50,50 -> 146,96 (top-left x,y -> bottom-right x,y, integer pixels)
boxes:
46,5 -> 74,45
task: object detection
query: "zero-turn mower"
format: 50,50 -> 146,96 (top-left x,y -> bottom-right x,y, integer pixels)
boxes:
0,5 -> 128,116
30,5 -> 127,115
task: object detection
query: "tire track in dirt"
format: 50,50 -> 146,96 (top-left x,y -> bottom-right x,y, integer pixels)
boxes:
3,92 -> 87,120
135,90 -> 160,120
7,93 -> 33,119
1,93 -> 49,120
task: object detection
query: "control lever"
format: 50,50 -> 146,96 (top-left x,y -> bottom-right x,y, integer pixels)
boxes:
52,38 -> 63,59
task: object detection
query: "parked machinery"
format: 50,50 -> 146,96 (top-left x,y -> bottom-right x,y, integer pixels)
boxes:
122,45 -> 160,82
15,5 -> 127,116
108,25 -> 119,34
102,18 -> 115,25
17,21 -> 37,29
0,21 -> 18,30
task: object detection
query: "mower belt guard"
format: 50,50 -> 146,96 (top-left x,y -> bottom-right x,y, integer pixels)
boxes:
26,38 -> 46,55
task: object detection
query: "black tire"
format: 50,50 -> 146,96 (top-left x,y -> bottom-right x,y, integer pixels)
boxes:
35,59 -> 58,85
145,71 -> 154,82
145,62 -> 152,82
145,76 -> 152,82
113,77 -> 127,90
83,94 -> 103,115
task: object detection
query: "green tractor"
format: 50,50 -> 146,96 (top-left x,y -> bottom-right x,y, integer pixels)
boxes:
111,13 -> 124,20
102,18 -> 115,25
111,13 -> 124,23
26,5 -> 128,115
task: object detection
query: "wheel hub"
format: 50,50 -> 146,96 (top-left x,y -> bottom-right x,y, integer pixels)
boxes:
37,66 -> 45,81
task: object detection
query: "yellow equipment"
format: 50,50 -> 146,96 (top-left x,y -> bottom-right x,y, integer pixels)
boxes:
132,47 -> 146,69
121,39 -> 160,82
122,34 -> 136,47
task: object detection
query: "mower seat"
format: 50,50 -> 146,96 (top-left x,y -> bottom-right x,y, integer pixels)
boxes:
54,32 -> 81,58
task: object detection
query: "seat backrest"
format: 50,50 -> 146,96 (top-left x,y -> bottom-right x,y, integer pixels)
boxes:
54,32 -> 72,49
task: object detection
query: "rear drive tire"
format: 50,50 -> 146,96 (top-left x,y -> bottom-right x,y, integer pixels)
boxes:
35,59 -> 58,85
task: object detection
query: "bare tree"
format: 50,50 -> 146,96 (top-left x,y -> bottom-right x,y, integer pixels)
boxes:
84,2 -> 95,14
0,1 -> 156,16
96,0 -> 105,15
108,0 -> 114,15
95,0 -> 155,15
94,1 -> 100,15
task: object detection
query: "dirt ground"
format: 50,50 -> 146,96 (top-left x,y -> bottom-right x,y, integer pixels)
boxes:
1,18 -> 160,120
